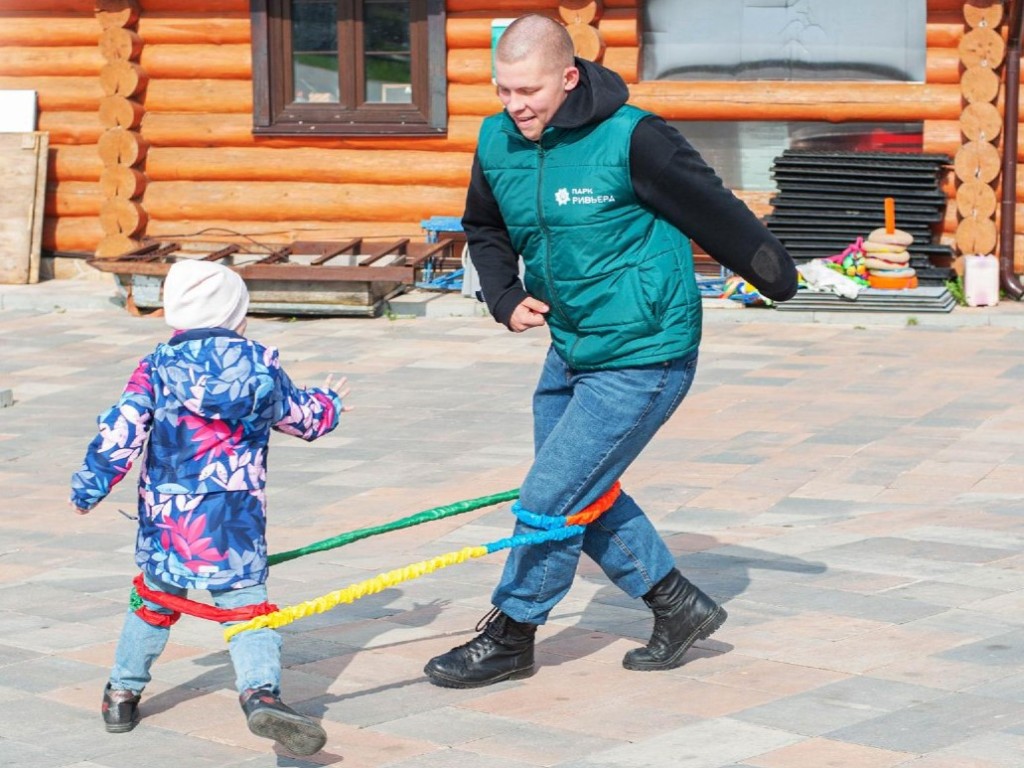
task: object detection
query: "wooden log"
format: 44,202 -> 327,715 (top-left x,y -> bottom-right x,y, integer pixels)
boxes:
138,44 -> 251,80
95,233 -> 143,258
956,216 -> 998,254
133,0 -> 246,11
954,140 -> 1001,183
99,27 -> 144,62
447,0 -> 555,13
44,215 -> 105,254
143,79 -> 252,113
448,43 -> 635,84
962,65 -> 1001,104
50,145 -> 104,182
0,18 -> 99,47
923,119 -> 960,156
558,0 -> 600,26
956,179 -> 998,218
447,8 -> 635,48
959,100 -> 1002,142
137,15 -> 251,45
964,3 -> 1004,30
46,181 -> 102,217
926,47 -> 961,84
98,127 -> 149,166
927,0 -> 972,12
100,197 -> 148,237
39,112 -> 104,146
453,80 -> 963,120
1,1 -> 95,10
0,46 -> 104,77
99,95 -> 145,130
566,22 -> 604,61
448,48 -> 491,85
926,22 -> 963,48
958,27 -> 1006,69
144,147 -> 474,187
144,218 -> 445,244
100,165 -> 147,199
604,46 -> 638,83
95,0 -> 140,30
0,76 -> 103,111
100,60 -> 148,97
140,112 -> 483,152
143,180 -> 468,222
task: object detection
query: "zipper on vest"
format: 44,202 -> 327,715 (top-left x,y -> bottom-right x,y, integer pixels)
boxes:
536,142 -> 576,365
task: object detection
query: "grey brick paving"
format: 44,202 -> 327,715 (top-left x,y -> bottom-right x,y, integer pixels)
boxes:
4,284 -> 1024,766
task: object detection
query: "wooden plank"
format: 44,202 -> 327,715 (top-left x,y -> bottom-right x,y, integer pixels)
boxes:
0,132 -> 47,284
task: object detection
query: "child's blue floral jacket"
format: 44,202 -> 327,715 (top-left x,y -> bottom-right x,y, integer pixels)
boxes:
70,328 -> 342,590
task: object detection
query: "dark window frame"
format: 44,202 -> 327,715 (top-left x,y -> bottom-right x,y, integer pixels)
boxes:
251,0 -> 447,135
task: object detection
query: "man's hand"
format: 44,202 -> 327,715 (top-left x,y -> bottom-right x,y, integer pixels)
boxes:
509,296 -> 549,333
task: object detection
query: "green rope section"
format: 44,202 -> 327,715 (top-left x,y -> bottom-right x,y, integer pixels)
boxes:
129,588 -> 143,612
267,488 -> 520,566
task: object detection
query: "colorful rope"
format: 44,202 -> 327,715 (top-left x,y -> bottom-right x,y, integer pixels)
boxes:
268,488 -> 520,566
125,490 -> 518,627
223,482 -> 622,640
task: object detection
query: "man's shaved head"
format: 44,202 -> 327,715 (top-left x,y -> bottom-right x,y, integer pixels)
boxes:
496,14 -> 575,71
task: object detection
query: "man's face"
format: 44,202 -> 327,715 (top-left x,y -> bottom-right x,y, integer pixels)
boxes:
495,56 -> 579,141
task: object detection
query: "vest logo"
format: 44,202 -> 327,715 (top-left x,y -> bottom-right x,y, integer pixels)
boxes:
554,187 -> 615,207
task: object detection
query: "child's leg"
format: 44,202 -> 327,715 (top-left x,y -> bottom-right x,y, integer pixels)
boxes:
104,574 -> 184,732
215,584 -> 326,756
109,574 -> 184,692
212,583 -> 282,694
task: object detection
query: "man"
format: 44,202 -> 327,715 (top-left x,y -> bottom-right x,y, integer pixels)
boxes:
424,14 -> 797,689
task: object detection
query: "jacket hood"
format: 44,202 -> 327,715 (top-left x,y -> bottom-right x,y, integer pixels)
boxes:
151,329 -> 275,422
549,58 -> 629,130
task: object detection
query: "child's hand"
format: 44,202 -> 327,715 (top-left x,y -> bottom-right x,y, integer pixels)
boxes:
324,374 -> 353,412
71,502 -> 90,515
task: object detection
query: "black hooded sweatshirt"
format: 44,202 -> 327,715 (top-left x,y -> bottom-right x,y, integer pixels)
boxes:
462,58 -> 799,328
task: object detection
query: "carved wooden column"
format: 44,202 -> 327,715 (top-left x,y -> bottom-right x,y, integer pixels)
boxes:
95,0 -> 149,258
953,1 -> 1005,260
560,0 -> 605,62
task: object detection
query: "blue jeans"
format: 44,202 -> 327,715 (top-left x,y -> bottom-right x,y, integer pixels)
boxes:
493,346 -> 699,624
109,574 -> 282,695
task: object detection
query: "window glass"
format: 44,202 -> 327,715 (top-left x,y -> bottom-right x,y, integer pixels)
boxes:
364,0 -> 412,103
291,0 -> 340,103
644,0 -> 926,82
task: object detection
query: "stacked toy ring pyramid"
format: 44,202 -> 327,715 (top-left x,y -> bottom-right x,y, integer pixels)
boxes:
763,150 -> 955,286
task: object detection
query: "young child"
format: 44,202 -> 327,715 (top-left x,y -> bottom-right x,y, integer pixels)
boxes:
70,259 -> 349,756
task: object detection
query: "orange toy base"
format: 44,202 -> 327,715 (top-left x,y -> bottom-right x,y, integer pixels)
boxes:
868,273 -> 918,290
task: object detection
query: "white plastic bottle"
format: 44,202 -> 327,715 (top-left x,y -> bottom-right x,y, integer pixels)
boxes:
963,254 -> 1000,307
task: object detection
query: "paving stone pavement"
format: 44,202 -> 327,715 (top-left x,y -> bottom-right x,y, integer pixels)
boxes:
3,279 -> 1024,767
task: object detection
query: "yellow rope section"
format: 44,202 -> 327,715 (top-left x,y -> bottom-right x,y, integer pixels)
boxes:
223,545 -> 489,641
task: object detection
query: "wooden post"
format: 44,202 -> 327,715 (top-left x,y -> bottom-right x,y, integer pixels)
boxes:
94,0 -> 147,258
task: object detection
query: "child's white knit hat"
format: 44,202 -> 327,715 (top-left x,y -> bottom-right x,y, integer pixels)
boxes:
163,259 -> 249,331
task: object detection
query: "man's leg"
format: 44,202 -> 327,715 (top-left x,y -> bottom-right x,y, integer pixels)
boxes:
425,348 -> 706,687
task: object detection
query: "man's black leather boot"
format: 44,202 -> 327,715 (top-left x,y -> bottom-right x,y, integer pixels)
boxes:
623,568 -> 727,671
424,607 -> 537,688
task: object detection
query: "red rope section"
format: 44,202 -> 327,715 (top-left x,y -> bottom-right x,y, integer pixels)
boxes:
565,481 -> 622,526
132,573 -> 279,627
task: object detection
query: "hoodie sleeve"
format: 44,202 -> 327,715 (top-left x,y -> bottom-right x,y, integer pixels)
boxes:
462,152 -> 528,328
271,363 -> 343,442
629,116 -> 798,302
70,357 -> 155,511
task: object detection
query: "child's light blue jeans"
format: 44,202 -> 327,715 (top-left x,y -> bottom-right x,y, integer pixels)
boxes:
109,573 -> 282,695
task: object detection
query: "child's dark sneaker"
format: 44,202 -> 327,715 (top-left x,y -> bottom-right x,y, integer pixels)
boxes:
102,684 -> 141,733
240,687 -> 327,756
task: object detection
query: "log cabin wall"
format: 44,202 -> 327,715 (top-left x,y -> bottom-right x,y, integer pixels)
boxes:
0,0 -> 1019,271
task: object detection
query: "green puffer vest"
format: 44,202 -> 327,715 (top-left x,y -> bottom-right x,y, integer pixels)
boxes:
477,104 -> 702,370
